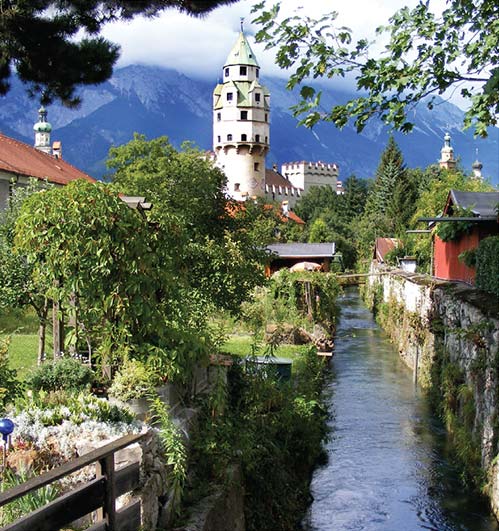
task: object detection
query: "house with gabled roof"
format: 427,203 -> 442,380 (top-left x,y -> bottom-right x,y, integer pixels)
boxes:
419,189 -> 499,284
265,242 -> 342,276
0,107 -> 95,210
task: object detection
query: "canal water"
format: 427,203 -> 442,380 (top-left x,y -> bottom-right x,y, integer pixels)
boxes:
303,287 -> 498,531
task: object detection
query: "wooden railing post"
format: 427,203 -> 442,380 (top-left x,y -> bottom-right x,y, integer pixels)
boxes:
96,454 -> 116,530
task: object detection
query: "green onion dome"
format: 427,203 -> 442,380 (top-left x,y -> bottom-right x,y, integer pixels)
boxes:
33,106 -> 52,133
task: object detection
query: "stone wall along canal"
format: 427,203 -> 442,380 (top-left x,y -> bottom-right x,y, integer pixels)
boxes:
304,287 -> 498,531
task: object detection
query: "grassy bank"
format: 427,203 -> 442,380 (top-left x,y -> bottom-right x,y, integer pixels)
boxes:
220,335 -> 310,359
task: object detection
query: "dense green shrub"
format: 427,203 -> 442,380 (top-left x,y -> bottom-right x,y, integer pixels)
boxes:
108,359 -> 160,401
242,270 -> 341,336
191,346 -> 328,531
26,357 -> 94,393
475,235 -> 499,297
11,391 -> 135,427
458,248 -> 477,268
0,336 -> 23,408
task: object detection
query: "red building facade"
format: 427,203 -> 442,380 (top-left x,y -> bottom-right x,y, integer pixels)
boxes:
431,190 -> 499,284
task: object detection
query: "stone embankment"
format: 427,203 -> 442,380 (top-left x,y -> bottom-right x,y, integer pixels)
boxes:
364,265 -> 499,519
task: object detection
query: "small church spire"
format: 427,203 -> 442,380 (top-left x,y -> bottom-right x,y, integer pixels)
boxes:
439,131 -> 456,171
33,106 -> 52,155
472,148 -> 483,179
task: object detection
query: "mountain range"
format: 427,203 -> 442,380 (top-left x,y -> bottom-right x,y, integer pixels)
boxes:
1,64 -> 498,185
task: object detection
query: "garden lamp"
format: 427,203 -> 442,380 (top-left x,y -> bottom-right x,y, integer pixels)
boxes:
0,418 -> 14,470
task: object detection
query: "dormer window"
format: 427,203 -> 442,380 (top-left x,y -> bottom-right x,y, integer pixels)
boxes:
227,92 -> 233,101
224,67 -> 229,77
240,111 -> 248,120
255,93 -> 261,103
240,66 -> 247,75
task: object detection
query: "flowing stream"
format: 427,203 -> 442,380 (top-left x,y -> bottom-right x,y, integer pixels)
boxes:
303,287 -> 498,531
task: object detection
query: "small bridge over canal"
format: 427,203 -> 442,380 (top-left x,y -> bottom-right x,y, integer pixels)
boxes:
336,271 -> 390,286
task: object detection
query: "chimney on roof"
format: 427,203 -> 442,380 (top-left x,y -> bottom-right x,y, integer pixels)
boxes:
52,141 -> 62,159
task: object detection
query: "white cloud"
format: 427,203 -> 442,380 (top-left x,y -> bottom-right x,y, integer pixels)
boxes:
101,0 -> 472,109
102,0 -> 417,80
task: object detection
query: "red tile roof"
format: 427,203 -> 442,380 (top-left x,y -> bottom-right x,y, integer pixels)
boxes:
263,203 -> 305,224
226,201 -> 305,225
265,168 -> 301,190
374,237 -> 401,262
0,133 -> 95,185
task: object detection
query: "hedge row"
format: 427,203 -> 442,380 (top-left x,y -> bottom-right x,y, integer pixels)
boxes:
475,235 -> 499,297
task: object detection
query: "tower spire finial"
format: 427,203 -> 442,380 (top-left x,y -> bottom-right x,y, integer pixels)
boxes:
240,17 -> 244,32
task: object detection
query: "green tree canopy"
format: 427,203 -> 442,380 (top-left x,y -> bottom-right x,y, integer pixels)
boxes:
1,0 -> 238,105
253,0 -> 499,136
107,134 -> 266,314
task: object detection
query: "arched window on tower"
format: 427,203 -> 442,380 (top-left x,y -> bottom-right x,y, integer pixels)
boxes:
240,66 -> 247,75
224,67 -> 229,77
227,92 -> 233,101
227,134 -> 233,141
240,111 -> 248,120
217,112 -> 221,121
255,134 -> 260,143
255,93 -> 261,103
241,134 -> 247,141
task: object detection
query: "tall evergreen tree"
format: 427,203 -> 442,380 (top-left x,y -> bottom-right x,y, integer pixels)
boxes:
362,135 -> 420,237
342,175 -> 368,221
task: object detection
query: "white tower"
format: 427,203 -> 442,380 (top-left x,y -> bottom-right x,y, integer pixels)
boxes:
439,132 -> 456,170
213,29 -> 270,200
33,106 -> 52,155
472,149 -> 483,179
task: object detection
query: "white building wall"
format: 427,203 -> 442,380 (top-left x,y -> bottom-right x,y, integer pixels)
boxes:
216,147 -> 265,199
281,161 -> 339,194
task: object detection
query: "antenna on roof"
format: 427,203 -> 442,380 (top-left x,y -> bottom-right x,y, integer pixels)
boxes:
240,17 -> 244,32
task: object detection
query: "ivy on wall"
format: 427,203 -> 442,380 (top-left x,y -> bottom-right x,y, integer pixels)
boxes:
475,236 -> 499,297
435,207 -> 474,242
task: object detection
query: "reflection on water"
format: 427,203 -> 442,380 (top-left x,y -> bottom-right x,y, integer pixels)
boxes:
303,288 -> 498,531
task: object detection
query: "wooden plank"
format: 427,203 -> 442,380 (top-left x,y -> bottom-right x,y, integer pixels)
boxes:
116,499 -> 141,531
96,454 -> 116,529
86,499 -> 141,531
0,433 -> 145,508
115,462 -> 140,497
317,351 -> 333,357
1,477 -> 105,531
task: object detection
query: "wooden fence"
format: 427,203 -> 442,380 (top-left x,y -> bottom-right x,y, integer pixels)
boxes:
0,432 -> 145,531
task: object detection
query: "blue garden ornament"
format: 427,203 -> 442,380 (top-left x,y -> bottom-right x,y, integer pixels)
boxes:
0,418 -> 14,443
